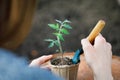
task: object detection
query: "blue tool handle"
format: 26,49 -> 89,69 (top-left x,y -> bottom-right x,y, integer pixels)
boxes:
72,49 -> 83,64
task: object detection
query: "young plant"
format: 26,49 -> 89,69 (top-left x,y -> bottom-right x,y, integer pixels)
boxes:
45,19 -> 72,62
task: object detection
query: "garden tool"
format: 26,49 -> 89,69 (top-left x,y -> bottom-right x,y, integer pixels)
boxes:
72,20 -> 105,64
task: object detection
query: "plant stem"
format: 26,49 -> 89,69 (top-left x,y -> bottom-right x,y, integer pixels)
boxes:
57,36 -> 63,55
57,24 -> 64,64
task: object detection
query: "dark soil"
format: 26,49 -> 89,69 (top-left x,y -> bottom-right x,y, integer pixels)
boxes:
15,0 -> 120,60
51,57 -> 73,65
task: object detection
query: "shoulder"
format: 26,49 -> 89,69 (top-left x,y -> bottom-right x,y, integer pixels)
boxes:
0,48 -> 62,80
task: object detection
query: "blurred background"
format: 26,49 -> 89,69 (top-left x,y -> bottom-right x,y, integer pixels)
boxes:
14,0 -> 120,60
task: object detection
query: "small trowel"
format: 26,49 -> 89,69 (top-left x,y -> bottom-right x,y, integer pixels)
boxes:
72,20 -> 105,64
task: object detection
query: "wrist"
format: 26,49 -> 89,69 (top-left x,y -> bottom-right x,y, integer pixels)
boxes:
92,65 -> 113,80
94,71 -> 113,80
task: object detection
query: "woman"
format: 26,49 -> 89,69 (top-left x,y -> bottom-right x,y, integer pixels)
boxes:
0,1 -> 113,79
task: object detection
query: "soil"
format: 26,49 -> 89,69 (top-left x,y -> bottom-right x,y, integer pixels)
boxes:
51,57 -> 73,65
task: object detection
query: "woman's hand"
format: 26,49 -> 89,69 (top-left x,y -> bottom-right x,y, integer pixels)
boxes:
81,34 -> 113,80
29,55 -> 53,70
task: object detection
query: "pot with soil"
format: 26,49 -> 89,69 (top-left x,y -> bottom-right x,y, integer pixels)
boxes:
50,53 -> 79,80
45,19 -> 79,80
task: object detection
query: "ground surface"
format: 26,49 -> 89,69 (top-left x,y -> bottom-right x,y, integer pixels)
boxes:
15,0 -> 120,60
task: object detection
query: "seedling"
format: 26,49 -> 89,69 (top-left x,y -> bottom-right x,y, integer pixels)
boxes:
45,19 -> 72,64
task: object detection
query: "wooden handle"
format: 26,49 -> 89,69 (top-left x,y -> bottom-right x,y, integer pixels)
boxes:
87,20 -> 105,44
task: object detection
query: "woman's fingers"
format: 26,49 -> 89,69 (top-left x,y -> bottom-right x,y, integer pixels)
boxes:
29,55 -> 53,67
81,38 -> 94,55
94,34 -> 106,48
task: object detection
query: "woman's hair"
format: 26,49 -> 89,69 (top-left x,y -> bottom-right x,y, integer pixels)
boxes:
0,0 -> 36,50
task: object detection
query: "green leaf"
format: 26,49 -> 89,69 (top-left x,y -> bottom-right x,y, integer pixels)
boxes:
56,19 -> 62,24
58,34 -> 64,41
63,24 -> 72,29
53,33 -> 59,36
61,28 -> 69,35
54,40 -> 59,47
48,24 -> 59,30
56,23 -> 59,30
63,19 -> 71,23
53,33 -> 64,41
48,42 -> 55,48
44,39 -> 54,42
